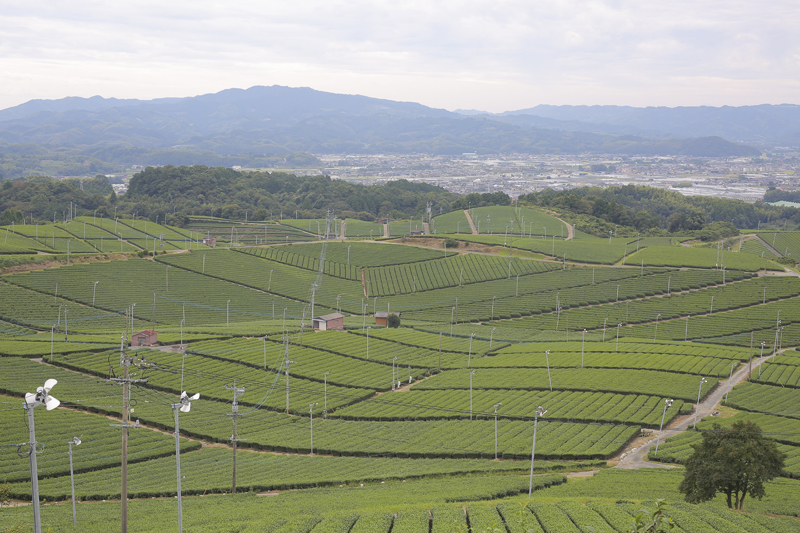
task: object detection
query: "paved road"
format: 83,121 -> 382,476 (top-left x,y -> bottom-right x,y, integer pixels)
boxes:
615,352 -> 773,469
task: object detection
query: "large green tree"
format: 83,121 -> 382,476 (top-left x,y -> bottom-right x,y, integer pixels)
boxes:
678,420 -> 785,509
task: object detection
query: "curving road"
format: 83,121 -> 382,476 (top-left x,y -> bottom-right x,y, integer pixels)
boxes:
549,213 -> 574,240
615,352 -> 774,469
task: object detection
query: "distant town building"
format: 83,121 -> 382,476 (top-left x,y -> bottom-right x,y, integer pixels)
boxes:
312,313 -> 345,331
203,236 -> 217,247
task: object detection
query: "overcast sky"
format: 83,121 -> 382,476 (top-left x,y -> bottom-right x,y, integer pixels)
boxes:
1,1 -> 797,112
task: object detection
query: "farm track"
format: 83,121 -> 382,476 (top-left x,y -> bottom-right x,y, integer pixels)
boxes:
614,352 -> 773,470
751,234 -> 784,256
547,214 -> 573,240
361,267 -> 368,297
464,210 -> 478,235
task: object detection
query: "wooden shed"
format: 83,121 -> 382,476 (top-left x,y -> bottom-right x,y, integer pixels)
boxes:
132,329 -> 158,346
312,312 -> 345,331
375,312 -> 401,327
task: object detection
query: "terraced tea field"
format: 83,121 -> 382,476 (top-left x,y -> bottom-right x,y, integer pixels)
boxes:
2,222 -> 800,532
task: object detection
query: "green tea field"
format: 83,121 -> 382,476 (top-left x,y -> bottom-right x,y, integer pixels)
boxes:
1,206 -> 799,532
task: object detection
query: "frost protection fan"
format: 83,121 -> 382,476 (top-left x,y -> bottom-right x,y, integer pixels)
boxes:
179,391 -> 200,413
25,379 -> 60,410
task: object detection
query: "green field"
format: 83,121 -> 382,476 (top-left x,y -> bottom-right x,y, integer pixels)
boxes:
2,218 -> 800,532
756,231 -> 800,258
468,206 -> 567,237
430,209 -> 470,234
628,245 -> 780,270
452,233 -> 631,263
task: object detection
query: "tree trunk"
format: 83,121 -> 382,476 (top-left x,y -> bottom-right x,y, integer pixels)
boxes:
726,492 -> 733,509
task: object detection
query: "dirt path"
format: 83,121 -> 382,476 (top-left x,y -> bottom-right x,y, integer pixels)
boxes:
549,214 -> 574,240
464,210 -> 478,235
361,267 -> 368,297
566,469 -> 600,478
614,352 -> 772,469
750,234 -> 783,257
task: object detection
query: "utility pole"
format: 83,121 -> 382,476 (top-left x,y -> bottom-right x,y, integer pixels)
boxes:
493,403 -> 502,460
309,403 -> 318,453
438,331 -> 442,371
108,336 -> 145,533
323,371 -> 330,418
285,338 -> 295,414
469,370 -> 476,420
68,436 -> 81,526
225,382 -> 245,493
528,406 -> 547,497
310,283 -> 317,323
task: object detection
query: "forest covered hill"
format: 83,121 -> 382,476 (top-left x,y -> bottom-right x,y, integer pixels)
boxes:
2,165 -> 797,240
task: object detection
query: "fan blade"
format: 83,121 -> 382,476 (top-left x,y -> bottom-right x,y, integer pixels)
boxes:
44,396 -> 60,411
188,393 -> 200,401
180,403 -> 191,413
43,379 -> 58,392
25,392 -> 38,406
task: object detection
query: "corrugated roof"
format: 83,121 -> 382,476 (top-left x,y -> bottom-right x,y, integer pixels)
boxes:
316,313 -> 344,321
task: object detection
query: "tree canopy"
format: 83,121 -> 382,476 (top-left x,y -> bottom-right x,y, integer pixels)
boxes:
450,191 -> 511,210
520,185 -> 800,234
123,165 -> 458,221
678,420 -> 785,509
0,166 -> 461,223
0,176 -> 108,223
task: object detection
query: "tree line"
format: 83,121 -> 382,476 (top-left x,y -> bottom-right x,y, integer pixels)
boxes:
0,166 -> 465,225
519,185 -> 800,236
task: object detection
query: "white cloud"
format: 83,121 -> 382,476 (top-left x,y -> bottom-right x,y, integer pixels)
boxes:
0,0 -> 797,111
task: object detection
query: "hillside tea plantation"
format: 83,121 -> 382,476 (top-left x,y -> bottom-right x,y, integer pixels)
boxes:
1,207 -> 799,532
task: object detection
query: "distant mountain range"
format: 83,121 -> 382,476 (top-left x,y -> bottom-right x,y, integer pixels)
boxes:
492,104 -> 800,144
0,86 -> 789,162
